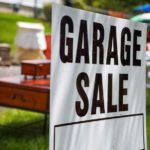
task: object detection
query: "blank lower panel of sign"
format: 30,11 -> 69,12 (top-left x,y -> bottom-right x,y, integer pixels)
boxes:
55,115 -> 144,150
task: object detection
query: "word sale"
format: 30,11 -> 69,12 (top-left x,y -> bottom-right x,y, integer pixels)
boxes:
75,73 -> 128,117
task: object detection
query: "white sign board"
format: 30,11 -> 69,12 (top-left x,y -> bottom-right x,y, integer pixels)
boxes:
51,4 -> 147,150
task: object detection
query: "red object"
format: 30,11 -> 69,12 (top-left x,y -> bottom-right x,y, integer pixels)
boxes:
44,34 -> 51,59
21,60 -> 50,79
147,30 -> 150,42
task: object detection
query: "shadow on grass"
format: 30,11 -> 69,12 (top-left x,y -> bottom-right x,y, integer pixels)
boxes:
146,89 -> 150,150
0,109 -> 49,150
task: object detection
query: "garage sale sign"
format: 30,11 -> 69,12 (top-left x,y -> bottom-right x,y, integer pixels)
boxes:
51,4 -> 147,150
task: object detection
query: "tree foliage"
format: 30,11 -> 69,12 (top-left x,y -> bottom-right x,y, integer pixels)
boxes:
74,0 -> 150,13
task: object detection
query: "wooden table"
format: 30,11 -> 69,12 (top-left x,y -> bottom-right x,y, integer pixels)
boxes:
0,76 -> 50,133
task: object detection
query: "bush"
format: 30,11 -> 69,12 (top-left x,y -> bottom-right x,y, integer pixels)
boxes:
43,3 -> 52,22
73,0 -> 88,10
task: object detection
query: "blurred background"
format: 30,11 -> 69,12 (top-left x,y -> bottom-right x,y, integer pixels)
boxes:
1,0 -> 150,62
0,0 -> 150,150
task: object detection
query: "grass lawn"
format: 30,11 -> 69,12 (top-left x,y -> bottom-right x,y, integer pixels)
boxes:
0,109 -> 49,150
147,89 -> 150,149
0,12 -> 50,56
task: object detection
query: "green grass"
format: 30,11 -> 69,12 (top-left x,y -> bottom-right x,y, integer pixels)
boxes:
0,12 -> 50,55
147,89 -> 150,149
0,109 -> 49,150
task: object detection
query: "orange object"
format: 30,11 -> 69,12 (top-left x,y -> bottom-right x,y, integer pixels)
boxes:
108,11 -> 125,18
44,34 -> 51,59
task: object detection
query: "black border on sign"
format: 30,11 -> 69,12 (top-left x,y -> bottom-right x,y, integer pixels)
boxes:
54,113 -> 145,150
